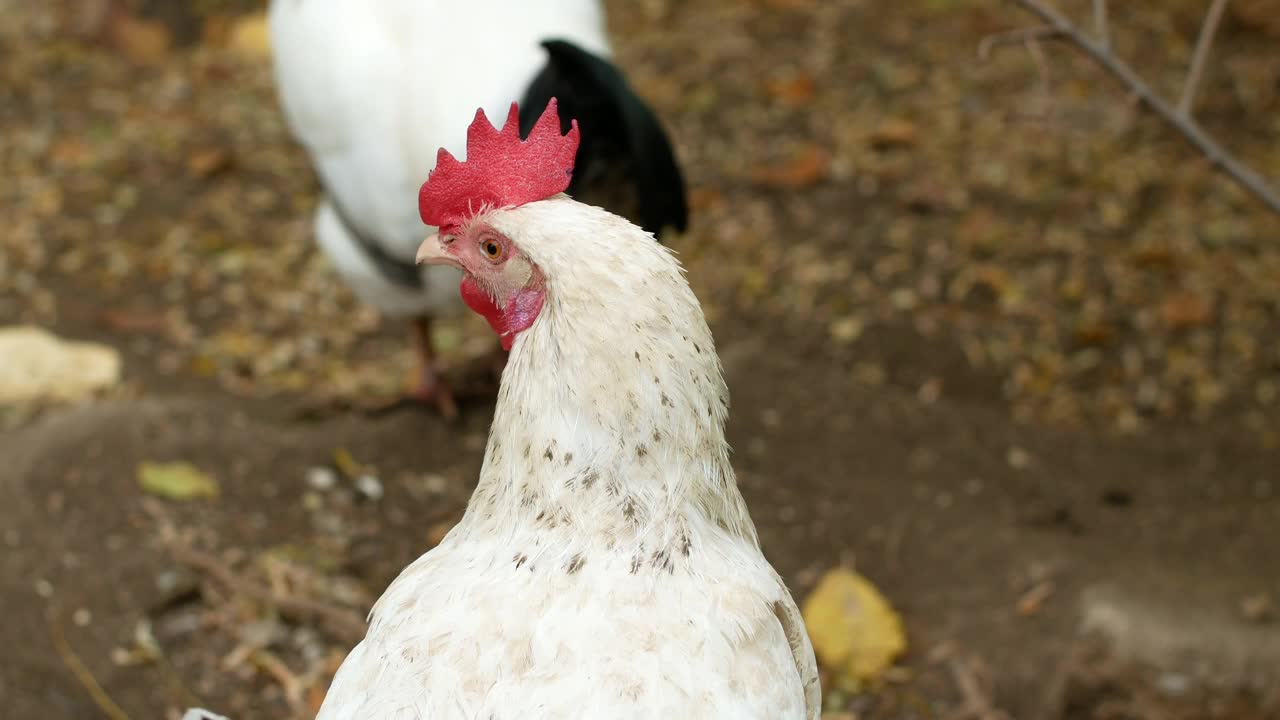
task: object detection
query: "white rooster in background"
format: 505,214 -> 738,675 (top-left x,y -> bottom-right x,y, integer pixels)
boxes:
308,103 -> 821,718
268,0 -> 688,417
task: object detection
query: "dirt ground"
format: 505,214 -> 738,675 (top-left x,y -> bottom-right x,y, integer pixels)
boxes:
2,1 -> 1280,719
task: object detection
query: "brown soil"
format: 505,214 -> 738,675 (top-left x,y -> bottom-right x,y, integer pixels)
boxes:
2,1 -> 1279,719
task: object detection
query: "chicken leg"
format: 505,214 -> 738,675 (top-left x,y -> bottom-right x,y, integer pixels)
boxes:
404,315 -> 458,419
352,319 -> 505,419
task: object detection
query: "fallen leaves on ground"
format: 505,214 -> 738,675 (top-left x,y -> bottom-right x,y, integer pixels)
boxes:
0,326 -> 122,403
867,118 -> 918,149
749,144 -> 830,188
138,461 -> 220,501
332,448 -> 365,479
766,71 -> 817,106
802,567 -> 906,691
1160,291 -> 1214,331
227,11 -> 270,60
108,15 -> 172,65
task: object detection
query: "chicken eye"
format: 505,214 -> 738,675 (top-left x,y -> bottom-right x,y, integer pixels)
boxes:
479,237 -> 504,262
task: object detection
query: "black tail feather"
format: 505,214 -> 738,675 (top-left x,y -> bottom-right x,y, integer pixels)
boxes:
520,39 -> 689,240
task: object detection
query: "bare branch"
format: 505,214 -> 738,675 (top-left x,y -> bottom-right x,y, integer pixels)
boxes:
1024,31 -> 1053,97
48,613 -> 134,720
1093,0 -> 1110,49
169,544 -> 369,645
945,651 -> 1013,720
1178,0 -> 1230,117
977,25 -> 1060,61
1005,0 -> 1280,216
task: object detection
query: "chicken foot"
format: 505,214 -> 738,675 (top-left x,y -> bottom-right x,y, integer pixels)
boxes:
406,315 -> 459,418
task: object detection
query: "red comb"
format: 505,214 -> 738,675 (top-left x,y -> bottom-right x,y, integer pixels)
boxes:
418,99 -> 579,230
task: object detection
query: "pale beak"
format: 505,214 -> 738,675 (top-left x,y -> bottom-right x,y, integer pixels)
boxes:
415,234 -> 461,268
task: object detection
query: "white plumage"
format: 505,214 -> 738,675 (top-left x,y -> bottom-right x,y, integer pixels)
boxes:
268,0 -> 611,318
316,198 -> 821,719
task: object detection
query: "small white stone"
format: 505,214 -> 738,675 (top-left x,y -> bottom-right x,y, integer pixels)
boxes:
73,608 -> 92,627
34,578 -> 53,598
306,466 -> 338,491
155,570 -> 180,595
422,474 -> 448,495
1007,446 -> 1032,469
355,475 -> 384,501
1156,672 -> 1190,697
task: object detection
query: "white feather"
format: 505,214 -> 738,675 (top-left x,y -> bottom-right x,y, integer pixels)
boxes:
317,200 -> 821,719
313,200 -> 461,316
268,0 -> 611,317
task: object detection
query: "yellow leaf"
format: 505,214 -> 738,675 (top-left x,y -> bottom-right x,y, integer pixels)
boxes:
801,568 -> 906,690
332,448 -> 363,479
0,326 -> 121,403
138,462 -> 219,501
228,12 -> 271,60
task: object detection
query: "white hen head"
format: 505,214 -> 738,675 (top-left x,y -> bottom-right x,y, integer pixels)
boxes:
416,101 -> 756,567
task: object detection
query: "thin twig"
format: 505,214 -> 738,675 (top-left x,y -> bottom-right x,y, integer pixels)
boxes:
1006,0 -> 1280,216
1092,0 -> 1109,49
1178,0 -> 1230,117
169,544 -> 368,645
977,25 -> 1060,61
1034,644 -> 1083,720
1024,31 -> 1053,98
251,649 -> 308,715
946,654 -> 1012,720
47,613 -> 134,720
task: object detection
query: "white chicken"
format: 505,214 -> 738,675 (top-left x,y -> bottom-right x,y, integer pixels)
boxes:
268,0 -> 688,416
310,102 -> 820,718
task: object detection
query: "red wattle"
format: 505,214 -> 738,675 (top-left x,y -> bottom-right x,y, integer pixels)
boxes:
459,276 -> 544,352
460,276 -> 507,342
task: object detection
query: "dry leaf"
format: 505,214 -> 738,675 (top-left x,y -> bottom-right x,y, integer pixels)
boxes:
50,137 -> 91,168
0,326 -> 121,403
689,187 -> 727,213
750,145 -> 829,188
228,12 -> 271,59
187,147 -> 233,179
98,307 -> 172,336
333,448 -> 364,479
801,568 -> 906,690
1128,244 -> 1180,270
868,118 -> 917,149
1074,320 -> 1115,348
766,72 -> 816,105
109,15 -> 172,65
138,462 -> 219,501
1015,581 -> 1054,616
1160,291 -> 1213,330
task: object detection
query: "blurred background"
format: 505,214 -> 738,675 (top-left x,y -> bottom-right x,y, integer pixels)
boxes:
1,0 -> 1278,718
